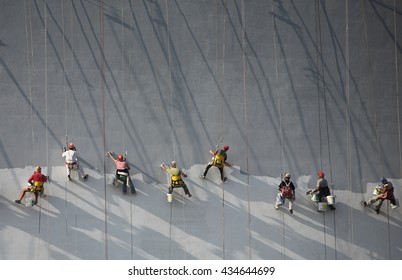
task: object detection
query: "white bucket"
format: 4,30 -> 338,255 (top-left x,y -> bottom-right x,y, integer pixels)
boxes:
318,202 -> 328,211
107,175 -> 115,185
167,193 -> 173,203
373,185 -> 383,195
276,193 -> 284,205
25,197 -> 34,207
326,195 -> 335,205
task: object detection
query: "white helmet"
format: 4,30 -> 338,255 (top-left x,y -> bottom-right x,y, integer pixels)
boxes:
284,173 -> 291,179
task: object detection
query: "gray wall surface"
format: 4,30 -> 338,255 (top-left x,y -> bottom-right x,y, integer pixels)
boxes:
0,0 -> 401,259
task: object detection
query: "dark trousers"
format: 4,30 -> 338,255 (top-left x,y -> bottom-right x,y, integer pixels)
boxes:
202,164 -> 224,181
169,183 -> 191,196
116,169 -> 135,193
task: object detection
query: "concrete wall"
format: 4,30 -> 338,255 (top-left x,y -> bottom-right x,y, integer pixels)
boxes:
0,0 -> 401,259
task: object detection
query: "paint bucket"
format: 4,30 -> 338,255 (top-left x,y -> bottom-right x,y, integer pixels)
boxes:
318,202 -> 328,212
276,193 -> 284,205
326,195 -> 335,205
25,197 -> 34,207
167,193 -> 173,203
107,175 -> 115,185
373,185 -> 383,195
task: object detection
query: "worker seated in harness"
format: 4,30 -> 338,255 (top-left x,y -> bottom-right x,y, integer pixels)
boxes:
62,143 -> 88,181
161,161 -> 192,197
106,152 -> 136,194
201,145 -> 231,182
15,166 -> 48,205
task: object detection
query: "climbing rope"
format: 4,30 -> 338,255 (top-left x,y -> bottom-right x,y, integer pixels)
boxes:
121,0 -> 127,154
315,0 -> 338,260
362,0 -> 384,177
218,3 -> 226,143
165,0 -> 175,163
345,0 -> 356,260
215,0 -> 227,260
271,1 -> 286,260
394,0 -> 401,177
272,7 -> 284,175
239,0 -> 252,260
24,0 -> 36,166
362,0 -> 392,258
121,0 -> 135,260
99,0 -> 109,260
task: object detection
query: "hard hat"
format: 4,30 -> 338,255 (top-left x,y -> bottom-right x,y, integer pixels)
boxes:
380,177 -> 388,184
284,173 -> 291,179
35,166 -> 41,172
171,161 -> 176,166
68,143 -> 75,149
118,154 -> 123,161
317,171 -> 325,178
223,145 -> 229,151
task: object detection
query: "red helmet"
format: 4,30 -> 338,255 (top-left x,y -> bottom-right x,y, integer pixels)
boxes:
117,154 -> 123,161
223,145 -> 229,151
317,171 -> 325,178
68,143 -> 75,149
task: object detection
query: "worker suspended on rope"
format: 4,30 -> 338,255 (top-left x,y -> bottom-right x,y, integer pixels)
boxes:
62,143 -> 88,181
161,161 -> 192,198
106,151 -> 136,194
15,166 -> 48,206
361,177 -> 397,214
306,171 -> 336,210
200,144 -> 231,182
275,173 -> 296,214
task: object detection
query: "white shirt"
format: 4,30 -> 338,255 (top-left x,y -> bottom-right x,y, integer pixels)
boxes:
62,150 -> 78,163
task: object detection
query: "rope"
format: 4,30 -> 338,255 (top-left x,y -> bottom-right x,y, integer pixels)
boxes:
362,0 -> 389,257
69,0 -> 75,141
166,0 -> 175,162
218,3 -> 226,143
272,10 -> 284,174
121,0 -> 127,153
44,0 -> 51,257
165,0 -> 177,259
62,0 -> 68,140
24,0 -> 36,166
313,1 -> 329,260
394,0 -> 402,178
44,0 -> 48,171
362,0 -> 384,177
99,0 -> 108,260
240,0 -> 252,260
271,1 -> 285,259
387,0 -> 400,259
345,0 -> 355,260
216,0 -> 226,260
120,0 -> 133,259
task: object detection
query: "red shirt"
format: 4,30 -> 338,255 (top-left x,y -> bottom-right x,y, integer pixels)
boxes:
28,173 -> 47,183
